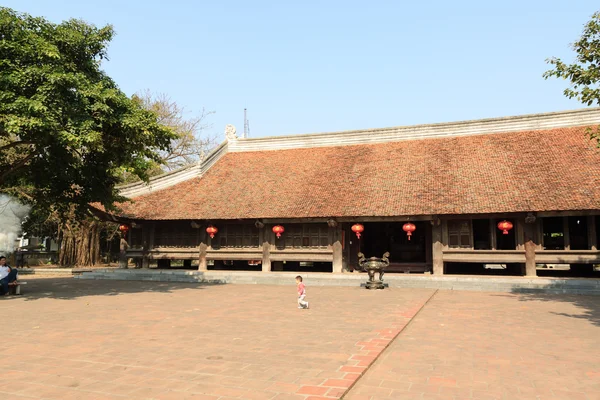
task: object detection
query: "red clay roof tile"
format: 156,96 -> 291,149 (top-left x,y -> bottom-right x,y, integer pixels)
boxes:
111,126 -> 600,220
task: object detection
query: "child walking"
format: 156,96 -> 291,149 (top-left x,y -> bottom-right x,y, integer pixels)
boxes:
296,275 -> 309,309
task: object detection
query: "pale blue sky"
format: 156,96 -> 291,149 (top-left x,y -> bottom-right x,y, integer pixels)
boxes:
5,1 -> 599,139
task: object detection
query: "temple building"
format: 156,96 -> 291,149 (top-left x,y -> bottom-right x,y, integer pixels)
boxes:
96,108 -> 600,277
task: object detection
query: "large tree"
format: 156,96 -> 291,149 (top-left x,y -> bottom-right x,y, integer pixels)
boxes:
121,91 -> 215,182
544,11 -> 600,145
0,7 -> 175,215
0,8 -> 178,266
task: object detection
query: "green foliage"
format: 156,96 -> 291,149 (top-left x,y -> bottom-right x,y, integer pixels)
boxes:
544,11 -> 600,146
0,8 -> 176,214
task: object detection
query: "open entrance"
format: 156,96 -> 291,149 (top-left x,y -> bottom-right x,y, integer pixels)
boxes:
359,222 -> 429,273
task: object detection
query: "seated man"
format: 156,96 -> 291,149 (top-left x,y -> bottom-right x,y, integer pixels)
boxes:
0,256 -> 18,296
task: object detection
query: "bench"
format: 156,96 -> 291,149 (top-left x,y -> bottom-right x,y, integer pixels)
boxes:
8,281 -> 26,295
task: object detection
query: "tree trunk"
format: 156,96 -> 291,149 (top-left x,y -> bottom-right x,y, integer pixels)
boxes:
58,218 -> 101,267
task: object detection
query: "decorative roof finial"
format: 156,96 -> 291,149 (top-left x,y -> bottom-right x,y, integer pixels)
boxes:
225,124 -> 237,141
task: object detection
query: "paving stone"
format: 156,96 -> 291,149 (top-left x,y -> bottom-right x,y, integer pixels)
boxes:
345,290 -> 600,400
1,277 -> 431,400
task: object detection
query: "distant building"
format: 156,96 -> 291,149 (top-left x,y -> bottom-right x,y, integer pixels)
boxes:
94,108 -> 600,276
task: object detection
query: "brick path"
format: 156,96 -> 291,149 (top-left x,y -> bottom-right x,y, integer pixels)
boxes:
2,278 -> 599,400
345,290 -> 600,400
0,277 -> 434,399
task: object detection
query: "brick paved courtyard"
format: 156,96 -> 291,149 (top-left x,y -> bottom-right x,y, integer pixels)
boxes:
2,277 -> 599,400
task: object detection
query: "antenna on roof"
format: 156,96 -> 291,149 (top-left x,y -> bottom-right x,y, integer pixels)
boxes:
243,108 -> 250,138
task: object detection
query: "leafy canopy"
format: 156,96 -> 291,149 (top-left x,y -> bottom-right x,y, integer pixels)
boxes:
544,11 -> 600,145
0,7 -> 176,214
119,90 -> 215,183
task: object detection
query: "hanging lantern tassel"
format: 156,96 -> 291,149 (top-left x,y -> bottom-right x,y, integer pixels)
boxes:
402,223 -> 416,241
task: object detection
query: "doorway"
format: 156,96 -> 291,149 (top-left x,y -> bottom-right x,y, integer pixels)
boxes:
351,222 -> 429,272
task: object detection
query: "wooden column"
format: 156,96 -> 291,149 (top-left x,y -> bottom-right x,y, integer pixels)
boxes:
536,219 -> 544,250
425,223 -> 433,269
490,219 -> 497,250
432,222 -> 443,275
262,240 -> 271,272
198,243 -> 208,271
147,222 -> 155,250
524,222 -> 537,277
563,217 -> 570,250
141,224 -> 150,268
515,220 -> 525,250
588,216 -> 597,251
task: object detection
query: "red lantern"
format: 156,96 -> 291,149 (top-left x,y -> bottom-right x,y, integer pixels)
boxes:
402,223 -> 416,240
206,225 -> 218,238
497,220 -> 513,235
272,225 -> 285,238
119,224 -> 129,233
351,224 -> 364,239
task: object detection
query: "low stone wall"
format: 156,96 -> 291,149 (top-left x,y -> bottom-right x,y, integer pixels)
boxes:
75,269 -> 600,295
17,268 -> 74,275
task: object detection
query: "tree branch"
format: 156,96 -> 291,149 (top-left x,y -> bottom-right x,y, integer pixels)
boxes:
0,141 -> 35,152
0,152 -> 37,183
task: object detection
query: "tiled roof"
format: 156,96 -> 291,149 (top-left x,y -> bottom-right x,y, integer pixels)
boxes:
110,126 -> 600,220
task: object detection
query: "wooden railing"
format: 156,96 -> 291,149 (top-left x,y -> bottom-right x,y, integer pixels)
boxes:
443,249 -> 600,264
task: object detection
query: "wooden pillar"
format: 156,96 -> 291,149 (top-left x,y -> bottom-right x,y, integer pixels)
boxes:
490,218 -> 497,250
432,222 -> 443,275
262,240 -> 271,272
333,241 -> 343,273
515,220 -> 525,250
341,229 -> 349,272
563,216 -> 570,250
524,222 -> 537,277
147,223 -> 155,250
198,243 -> 208,271
536,219 -> 544,250
588,216 -> 597,251
425,223 -> 433,269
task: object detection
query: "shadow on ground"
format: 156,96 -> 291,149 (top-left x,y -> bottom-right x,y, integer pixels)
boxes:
504,283 -> 600,328
2,277 -> 224,302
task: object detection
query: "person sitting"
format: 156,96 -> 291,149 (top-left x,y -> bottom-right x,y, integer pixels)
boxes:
0,256 -> 18,296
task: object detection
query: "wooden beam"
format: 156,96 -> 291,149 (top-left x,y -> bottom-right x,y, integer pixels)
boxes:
535,250 -> 600,264
262,218 -> 330,224
442,250 -> 526,263
432,222 -> 443,275
588,216 -> 597,251
336,215 -> 435,222
537,210 -> 600,217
